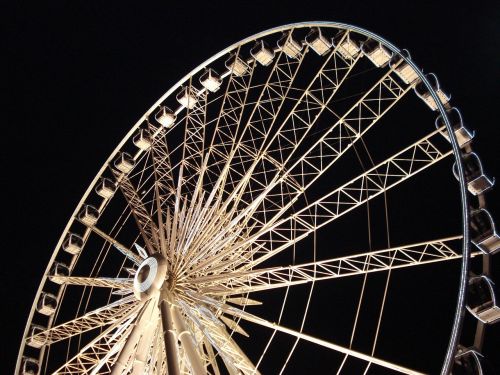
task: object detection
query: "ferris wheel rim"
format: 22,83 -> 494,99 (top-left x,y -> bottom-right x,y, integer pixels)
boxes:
16,21 -> 471,375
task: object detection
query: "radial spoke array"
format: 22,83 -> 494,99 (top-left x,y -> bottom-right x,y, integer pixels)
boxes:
24,25 -> 468,375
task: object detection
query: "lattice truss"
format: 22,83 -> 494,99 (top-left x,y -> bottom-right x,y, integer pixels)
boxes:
25,27 -> 468,375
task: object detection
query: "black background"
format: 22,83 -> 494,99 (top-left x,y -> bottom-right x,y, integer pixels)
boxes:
4,1 -> 499,373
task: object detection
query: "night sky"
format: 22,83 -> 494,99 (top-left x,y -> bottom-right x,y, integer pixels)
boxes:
5,1 -> 499,374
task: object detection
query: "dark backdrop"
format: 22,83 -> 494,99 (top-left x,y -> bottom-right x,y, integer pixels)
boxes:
5,1 -> 499,373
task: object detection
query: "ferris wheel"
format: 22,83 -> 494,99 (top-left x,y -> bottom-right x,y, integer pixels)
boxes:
16,22 -> 499,375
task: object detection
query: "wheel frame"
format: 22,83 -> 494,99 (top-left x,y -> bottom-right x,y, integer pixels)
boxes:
15,21 -> 472,375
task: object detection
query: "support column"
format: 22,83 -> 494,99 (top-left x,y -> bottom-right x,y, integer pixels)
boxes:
171,305 -> 207,375
160,299 -> 181,375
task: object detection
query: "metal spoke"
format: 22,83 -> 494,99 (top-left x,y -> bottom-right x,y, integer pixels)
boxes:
86,225 -> 144,265
185,67 -> 413,277
231,127 -> 453,271
113,170 -> 160,255
205,36 -> 357,224
27,296 -> 139,346
219,302 -> 424,375
179,80 -> 209,195
191,237 -> 464,295
52,312 -> 138,374
51,276 -> 133,290
147,124 -> 177,213
180,300 -> 260,375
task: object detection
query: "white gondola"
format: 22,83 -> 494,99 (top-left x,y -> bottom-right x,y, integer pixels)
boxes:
21,357 -> 39,375
199,68 -> 222,92
467,275 -> 500,324
225,53 -> 249,77
49,262 -> 70,285
390,50 -> 419,85
114,152 -> 135,174
36,292 -> 57,316
414,73 -> 450,111
277,31 -> 302,59
435,107 -> 474,148
333,31 -> 360,60
26,324 -> 46,348
176,87 -> 198,109
305,27 -> 331,56
453,152 -> 494,196
362,39 -> 391,67
250,40 -> 275,66
155,106 -> 176,128
78,204 -> 99,226
133,128 -> 152,150
471,209 -> 500,255
452,347 -> 488,375
95,177 -> 116,199
62,232 -> 83,255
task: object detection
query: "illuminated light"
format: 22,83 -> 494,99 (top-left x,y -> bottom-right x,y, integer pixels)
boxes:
21,358 -> 39,375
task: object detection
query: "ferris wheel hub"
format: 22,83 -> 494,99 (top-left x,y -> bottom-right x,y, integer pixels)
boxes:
133,253 -> 168,301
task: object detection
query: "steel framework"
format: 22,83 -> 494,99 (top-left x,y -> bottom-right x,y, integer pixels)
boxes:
16,22 -> 498,375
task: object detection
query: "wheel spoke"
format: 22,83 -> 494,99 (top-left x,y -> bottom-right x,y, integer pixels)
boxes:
205,37 -> 353,223
192,294 -> 424,375
232,127 -> 453,271
51,276 -> 133,290
85,225 -> 144,265
190,236 -> 465,295
212,39 -> 402,237
210,36 -> 308,196
192,45 -> 257,192
187,62 -> 413,276
113,170 -> 160,255
52,312 -> 138,374
27,296 -> 139,346
176,81 -> 209,196
180,300 -> 260,375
